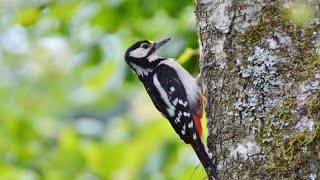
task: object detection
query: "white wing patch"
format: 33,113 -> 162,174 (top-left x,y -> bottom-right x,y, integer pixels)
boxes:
178,99 -> 188,107
174,117 -> 181,124
153,73 -> 175,117
172,98 -> 179,106
170,87 -> 175,92
181,124 -> 186,135
193,133 -> 197,140
183,112 -> 190,117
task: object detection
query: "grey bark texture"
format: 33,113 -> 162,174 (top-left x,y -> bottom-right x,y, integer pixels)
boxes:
195,0 -> 320,179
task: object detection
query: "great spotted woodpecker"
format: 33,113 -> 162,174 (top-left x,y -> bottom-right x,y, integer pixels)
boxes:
124,38 -> 218,180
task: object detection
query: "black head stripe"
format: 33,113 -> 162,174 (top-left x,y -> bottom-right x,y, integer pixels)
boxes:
125,40 -> 149,56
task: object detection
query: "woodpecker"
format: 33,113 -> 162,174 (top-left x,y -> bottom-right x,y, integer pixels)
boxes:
124,38 -> 218,180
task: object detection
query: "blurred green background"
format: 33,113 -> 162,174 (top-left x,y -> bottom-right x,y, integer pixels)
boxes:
0,0 -> 204,179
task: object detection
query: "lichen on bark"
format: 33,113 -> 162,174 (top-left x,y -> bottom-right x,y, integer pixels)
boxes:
195,0 -> 320,179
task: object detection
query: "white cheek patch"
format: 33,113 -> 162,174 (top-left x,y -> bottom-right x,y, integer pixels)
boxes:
129,47 -> 149,58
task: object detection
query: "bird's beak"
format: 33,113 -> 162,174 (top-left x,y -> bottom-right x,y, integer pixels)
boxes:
154,37 -> 171,50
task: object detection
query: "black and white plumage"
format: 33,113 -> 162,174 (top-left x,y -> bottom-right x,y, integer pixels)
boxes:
124,38 -> 219,180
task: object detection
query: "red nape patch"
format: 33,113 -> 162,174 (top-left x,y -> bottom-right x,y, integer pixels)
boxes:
193,115 -> 203,138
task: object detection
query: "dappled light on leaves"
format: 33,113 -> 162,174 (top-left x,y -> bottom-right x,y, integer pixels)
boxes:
0,0 -> 203,179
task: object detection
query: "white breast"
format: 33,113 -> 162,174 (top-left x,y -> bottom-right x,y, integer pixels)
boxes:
159,60 -> 199,106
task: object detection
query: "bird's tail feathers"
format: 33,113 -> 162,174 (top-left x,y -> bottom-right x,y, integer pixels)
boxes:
190,138 -> 219,180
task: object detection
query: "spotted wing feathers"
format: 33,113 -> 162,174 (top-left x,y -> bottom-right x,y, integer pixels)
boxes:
153,64 -> 198,144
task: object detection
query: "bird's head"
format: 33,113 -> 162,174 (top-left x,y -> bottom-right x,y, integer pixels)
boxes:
125,37 -> 171,61
124,38 -> 171,77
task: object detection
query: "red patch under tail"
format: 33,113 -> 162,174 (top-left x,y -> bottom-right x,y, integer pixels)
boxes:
192,93 -> 203,138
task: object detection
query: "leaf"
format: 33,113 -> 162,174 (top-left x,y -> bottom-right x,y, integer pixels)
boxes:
177,48 -> 198,64
85,60 -> 118,92
14,7 -> 41,26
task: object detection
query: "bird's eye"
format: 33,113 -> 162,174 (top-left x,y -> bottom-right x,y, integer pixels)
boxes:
141,43 -> 149,49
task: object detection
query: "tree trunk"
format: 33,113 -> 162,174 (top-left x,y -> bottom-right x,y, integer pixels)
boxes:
195,0 -> 320,179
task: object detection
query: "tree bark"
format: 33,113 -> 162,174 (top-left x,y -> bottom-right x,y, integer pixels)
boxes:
195,0 -> 320,179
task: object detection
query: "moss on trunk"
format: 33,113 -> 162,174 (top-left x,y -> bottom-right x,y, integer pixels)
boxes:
195,0 -> 320,179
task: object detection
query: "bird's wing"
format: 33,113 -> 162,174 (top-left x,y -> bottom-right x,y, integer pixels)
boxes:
152,64 -> 198,144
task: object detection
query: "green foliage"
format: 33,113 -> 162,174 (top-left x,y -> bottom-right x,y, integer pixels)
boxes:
0,0 -> 202,179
